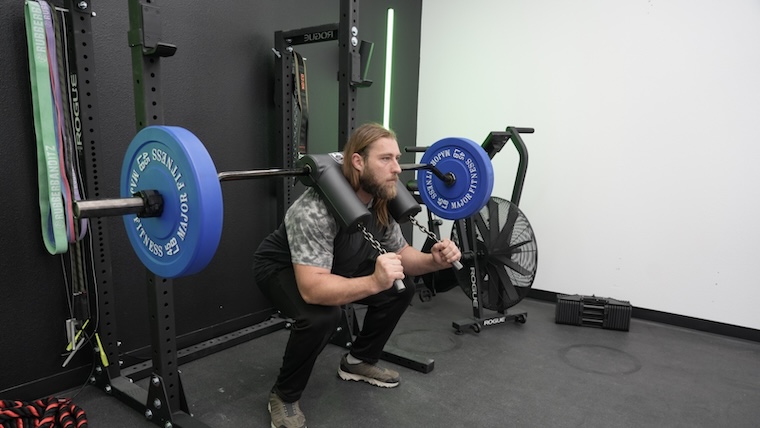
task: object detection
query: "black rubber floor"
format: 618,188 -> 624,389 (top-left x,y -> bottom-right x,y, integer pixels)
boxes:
59,289 -> 760,427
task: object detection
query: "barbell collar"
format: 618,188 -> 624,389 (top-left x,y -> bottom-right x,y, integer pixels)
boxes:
135,190 -> 164,217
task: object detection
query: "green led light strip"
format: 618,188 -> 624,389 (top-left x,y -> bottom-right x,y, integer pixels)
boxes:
383,8 -> 394,129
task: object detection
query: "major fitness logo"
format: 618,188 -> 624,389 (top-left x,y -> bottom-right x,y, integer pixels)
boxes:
127,146 -> 190,258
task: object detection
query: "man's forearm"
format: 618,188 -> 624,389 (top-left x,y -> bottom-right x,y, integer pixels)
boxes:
398,245 -> 448,276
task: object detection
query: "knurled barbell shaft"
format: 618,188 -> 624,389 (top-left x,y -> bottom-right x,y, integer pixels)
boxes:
218,164 -> 454,184
217,167 -> 310,182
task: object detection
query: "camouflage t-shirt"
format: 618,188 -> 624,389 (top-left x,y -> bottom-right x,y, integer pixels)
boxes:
253,187 -> 407,281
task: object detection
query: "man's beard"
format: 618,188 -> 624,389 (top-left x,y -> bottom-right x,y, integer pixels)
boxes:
359,169 -> 398,200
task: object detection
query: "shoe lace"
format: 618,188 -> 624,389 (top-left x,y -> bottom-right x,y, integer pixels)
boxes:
283,402 -> 299,417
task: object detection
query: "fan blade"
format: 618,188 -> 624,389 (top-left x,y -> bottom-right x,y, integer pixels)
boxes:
493,203 -> 521,251
492,262 -> 520,302
488,199 -> 499,246
491,254 -> 534,277
508,239 -> 534,253
484,264 -> 504,308
472,210 -> 491,247
453,218 -> 479,255
452,219 -> 466,248
490,227 -> 512,253
452,197 -> 537,310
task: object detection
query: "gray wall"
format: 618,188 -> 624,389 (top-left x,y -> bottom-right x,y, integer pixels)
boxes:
0,0 -> 421,399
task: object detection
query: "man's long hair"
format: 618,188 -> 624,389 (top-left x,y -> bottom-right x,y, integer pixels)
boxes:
342,123 -> 397,227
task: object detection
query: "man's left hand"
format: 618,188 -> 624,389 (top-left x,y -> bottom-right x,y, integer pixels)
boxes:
430,239 -> 461,268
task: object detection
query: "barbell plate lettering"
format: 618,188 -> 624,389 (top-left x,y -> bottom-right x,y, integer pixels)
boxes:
418,137 -> 494,220
120,126 -> 223,278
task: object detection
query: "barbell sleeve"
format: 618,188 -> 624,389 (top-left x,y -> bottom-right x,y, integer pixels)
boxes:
399,163 -> 455,185
74,190 -> 163,219
74,167 -> 314,218
74,197 -> 145,218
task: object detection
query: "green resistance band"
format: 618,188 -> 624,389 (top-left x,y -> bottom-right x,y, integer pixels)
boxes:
25,0 -> 68,255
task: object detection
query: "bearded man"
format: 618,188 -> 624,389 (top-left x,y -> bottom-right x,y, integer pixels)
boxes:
253,122 -> 461,428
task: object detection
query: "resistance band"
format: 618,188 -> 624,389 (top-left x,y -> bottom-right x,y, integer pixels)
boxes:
26,0 -> 91,254
25,0 -> 68,254
291,50 -> 309,163
27,1 -> 92,328
51,3 -> 90,311
40,0 -> 76,244
53,4 -> 89,243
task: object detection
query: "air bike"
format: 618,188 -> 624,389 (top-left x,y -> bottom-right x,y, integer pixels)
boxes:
407,126 -> 538,334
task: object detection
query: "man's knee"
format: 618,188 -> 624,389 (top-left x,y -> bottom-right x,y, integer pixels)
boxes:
294,305 -> 342,333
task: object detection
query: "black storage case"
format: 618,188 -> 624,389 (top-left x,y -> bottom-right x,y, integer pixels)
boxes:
555,294 -> 632,331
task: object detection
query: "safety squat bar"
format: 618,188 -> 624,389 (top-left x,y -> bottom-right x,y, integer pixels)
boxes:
76,163 -> 454,220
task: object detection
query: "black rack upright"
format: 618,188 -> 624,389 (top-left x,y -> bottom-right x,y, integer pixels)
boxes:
273,0 -> 374,221
273,0 -> 433,374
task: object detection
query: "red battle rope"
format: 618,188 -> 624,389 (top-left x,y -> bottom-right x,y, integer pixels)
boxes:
0,397 -> 88,428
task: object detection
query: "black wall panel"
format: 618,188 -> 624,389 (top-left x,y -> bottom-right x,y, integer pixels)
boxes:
0,0 -> 421,399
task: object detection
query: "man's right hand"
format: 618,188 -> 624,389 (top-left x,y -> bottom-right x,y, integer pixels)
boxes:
373,252 -> 404,291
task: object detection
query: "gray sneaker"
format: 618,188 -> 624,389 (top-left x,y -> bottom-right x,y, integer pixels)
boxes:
268,391 -> 306,428
337,354 -> 400,388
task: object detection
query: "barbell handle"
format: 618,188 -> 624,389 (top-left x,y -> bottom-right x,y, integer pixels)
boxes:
394,279 -> 406,292
509,126 -> 535,134
453,260 -> 463,270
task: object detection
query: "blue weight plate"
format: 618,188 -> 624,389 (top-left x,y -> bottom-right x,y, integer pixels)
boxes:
418,137 -> 494,220
120,126 -> 223,278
